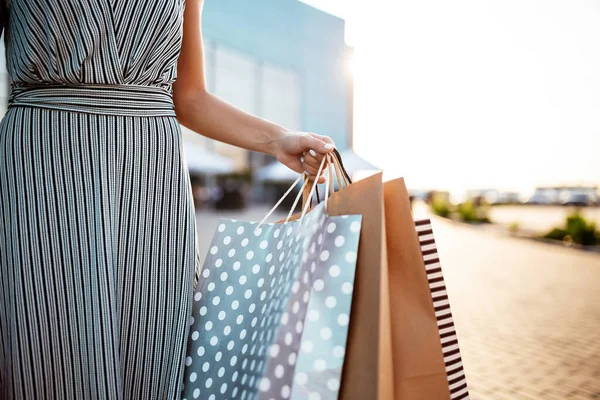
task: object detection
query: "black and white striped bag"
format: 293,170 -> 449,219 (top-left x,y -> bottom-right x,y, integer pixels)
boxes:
415,219 -> 470,400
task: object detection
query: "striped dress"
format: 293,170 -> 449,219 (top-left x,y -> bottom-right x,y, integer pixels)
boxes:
0,0 -> 201,399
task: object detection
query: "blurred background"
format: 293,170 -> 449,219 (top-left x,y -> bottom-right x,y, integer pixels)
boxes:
2,0 -> 599,398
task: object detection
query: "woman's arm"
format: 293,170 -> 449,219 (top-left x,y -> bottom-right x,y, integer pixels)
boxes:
172,0 -> 334,182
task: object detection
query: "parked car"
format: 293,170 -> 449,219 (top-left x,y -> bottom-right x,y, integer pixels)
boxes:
527,186 -> 599,206
526,193 -> 553,205
561,192 -> 595,207
483,191 -> 522,205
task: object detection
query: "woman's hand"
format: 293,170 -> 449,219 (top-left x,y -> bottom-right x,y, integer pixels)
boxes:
271,132 -> 336,184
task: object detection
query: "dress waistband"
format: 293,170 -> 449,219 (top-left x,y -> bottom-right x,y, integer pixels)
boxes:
8,84 -> 177,117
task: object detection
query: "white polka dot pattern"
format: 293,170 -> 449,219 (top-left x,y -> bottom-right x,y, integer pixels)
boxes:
287,209 -> 361,400
181,202 -> 361,400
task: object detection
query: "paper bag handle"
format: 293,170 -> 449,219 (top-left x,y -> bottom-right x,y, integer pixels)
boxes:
332,148 -> 352,186
256,154 -> 333,230
305,148 -> 352,211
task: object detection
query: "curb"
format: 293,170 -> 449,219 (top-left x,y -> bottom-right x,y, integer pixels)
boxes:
512,233 -> 600,254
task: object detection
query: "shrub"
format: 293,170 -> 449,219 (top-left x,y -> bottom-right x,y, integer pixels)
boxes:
543,211 -> 599,246
456,200 -> 491,223
431,195 -> 452,218
544,228 -> 568,241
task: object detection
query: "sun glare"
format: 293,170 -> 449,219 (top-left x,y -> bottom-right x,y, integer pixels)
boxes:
347,52 -> 356,75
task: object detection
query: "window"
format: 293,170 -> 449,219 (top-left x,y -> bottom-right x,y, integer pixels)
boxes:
261,62 -> 301,132
213,44 -> 259,115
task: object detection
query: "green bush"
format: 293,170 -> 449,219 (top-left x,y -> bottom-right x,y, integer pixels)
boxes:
543,211 -> 599,246
430,195 -> 491,223
431,195 -> 452,218
456,200 -> 491,223
545,228 -> 568,241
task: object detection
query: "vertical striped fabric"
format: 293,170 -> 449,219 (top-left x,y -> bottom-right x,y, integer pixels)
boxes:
415,219 -> 470,400
0,0 -> 200,399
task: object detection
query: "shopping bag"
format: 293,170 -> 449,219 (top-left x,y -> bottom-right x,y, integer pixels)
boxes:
414,218 -> 469,400
324,171 -> 396,400
283,153 -> 394,399
383,177 -> 469,400
181,157 -> 362,400
287,217 -> 361,400
323,150 -> 468,400
273,152 -> 469,400
261,199 -> 362,400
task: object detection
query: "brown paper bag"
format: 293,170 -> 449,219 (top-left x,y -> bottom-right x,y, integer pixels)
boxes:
413,218 -> 470,399
382,178 -> 451,399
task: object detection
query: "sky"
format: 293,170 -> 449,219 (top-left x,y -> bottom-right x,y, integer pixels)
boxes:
301,0 -> 600,195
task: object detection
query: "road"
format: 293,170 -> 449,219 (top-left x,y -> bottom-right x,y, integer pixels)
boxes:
194,206 -> 600,399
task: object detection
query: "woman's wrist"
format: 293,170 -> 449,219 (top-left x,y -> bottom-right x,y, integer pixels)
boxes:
261,124 -> 288,158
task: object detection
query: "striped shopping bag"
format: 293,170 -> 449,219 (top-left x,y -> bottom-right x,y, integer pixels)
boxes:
382,177 -> 469,400
415,219 -> 469,400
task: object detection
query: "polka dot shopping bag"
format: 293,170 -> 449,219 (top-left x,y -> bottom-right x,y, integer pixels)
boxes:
182,156 -> 362,400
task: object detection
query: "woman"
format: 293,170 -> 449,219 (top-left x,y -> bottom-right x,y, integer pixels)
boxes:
0,0 -> 335,398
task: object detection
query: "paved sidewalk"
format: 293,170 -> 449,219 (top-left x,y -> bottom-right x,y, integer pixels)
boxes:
194,207 -> 600,399
431,218 -> 600,399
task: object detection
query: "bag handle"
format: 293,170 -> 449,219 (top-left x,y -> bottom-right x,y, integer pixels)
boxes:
256,149 -> 353,229
333,148 -> 353,186
308,148 -> 352,211
256,154 -> 333,230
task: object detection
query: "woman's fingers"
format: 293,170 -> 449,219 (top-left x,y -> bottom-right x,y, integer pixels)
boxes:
301,149 -> 328,183
282,131 -> 335,184
298,133 -> 335,155
302,149 -> 321,174
308,132 -> 335,147
306,174 -> 327,185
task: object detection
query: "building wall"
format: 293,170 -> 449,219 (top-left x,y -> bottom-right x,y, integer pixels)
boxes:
201,0 -> 351,150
